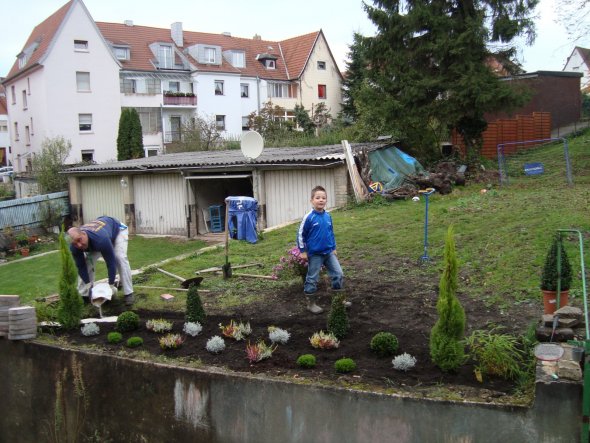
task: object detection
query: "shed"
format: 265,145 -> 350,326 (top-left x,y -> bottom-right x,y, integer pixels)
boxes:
63,143 -> 386,236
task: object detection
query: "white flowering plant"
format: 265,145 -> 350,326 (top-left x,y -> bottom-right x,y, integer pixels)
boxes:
206,336 -> 226,354
268,326 -> 290,344
81,322 -> 100,336
392,353 -> 417,371
183,321 -> 203,337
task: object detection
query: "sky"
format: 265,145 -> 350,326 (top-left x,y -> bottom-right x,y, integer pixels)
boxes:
0,0 -> 586,78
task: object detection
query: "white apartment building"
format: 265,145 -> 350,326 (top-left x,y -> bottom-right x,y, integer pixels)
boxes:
3,0 -> 344,175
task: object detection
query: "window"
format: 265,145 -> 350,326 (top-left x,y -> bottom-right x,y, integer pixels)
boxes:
27,78 -> 31,94
241,83 -> 249,98
25,126 -> 30,146
205,47 -> 216,63
79,114 -> 92,131
81,150 -> 94,162
146,147 -> 159,157
30,117 -> 34,135
11,86 -> 15,104
0,122 -> 7,132
318,84 -> 327,99
114,46 -> 129,60
233,51 -> 245,68
169,81 -> 180,92
158,45 -> 173,69
137,107 -> 162,134
268,82 -> 297,98
214,80 -> 224,95
74,40 -> 88,51
265,59 -> 276,69
18,54 -> 28,69
76,72 -> 90,92
317,61 -> 326,70
22,91 -> 27,109
242,116 -> 250,130
215,115 -> 225,130
14,123 -> 19,141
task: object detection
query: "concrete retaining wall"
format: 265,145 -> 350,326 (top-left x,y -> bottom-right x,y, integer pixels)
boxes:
0,340 -> 582,442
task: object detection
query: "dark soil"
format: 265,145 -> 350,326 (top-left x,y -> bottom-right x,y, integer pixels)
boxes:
61,255 -> 542,402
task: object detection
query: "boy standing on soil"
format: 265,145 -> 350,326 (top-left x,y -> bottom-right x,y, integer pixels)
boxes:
297,185 -> 346,314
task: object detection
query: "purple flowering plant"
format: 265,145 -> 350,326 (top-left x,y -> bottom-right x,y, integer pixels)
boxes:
271,246 -> 308,280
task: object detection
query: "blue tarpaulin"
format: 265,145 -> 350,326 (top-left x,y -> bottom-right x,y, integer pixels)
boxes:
226,196 -> 258,243
368,146 -> 425,190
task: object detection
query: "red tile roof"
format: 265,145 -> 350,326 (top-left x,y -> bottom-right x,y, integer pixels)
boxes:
5,0 -> 325,84
6,1 -> 74,80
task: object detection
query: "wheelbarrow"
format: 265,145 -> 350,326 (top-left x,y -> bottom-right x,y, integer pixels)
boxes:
156,268 -> 204,289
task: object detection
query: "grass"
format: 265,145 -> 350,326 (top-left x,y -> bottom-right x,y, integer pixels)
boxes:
4,130 -> 590,314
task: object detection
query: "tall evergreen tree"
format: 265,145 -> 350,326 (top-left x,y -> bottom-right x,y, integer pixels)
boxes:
117,108 -> 144,160
360,0 -> 538,161
341,32 -> 368,121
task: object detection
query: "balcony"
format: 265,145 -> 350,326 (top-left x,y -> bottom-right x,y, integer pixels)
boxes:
163,93 -> 197,106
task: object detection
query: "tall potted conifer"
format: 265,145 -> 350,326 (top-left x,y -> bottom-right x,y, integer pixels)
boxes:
541,234 -> 572,314
57,228 -> 83,329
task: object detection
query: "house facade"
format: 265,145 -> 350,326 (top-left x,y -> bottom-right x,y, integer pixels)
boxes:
0,86 -> 8,167
3,0 -> 344,176
563,46 -> 590,92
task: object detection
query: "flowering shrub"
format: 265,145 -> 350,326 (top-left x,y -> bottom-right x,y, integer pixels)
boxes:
206,336 -> 226,354
245,340 -> 277,363
309,331 -> 340,349
81,322 -> 100,336
268,326 -> 290,344
146,318 -> 173,333
271,246 -> 308,280
220,320 -> 252,341
183,321 -> 203,337
392,353 -> 417,371
159,333 -> 184,350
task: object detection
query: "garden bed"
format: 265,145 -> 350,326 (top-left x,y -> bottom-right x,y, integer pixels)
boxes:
58,255 -> 542,403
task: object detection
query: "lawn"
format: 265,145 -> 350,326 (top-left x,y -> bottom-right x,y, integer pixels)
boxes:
3,130 -> 590,315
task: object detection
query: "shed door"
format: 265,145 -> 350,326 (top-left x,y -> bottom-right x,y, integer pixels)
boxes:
80,177 -> 124,223
264,169 -> 335,227
134,174 -> 186,235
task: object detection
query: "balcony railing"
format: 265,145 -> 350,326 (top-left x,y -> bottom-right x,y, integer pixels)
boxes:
163,95 -> 197,106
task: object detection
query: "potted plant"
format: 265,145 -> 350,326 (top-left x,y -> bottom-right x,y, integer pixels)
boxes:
541,234 -> 573,314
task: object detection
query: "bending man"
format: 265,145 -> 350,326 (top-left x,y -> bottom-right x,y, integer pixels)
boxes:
67,216 -> 134,306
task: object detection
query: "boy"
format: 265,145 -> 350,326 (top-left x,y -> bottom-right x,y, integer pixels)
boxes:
296,185 -> 346,314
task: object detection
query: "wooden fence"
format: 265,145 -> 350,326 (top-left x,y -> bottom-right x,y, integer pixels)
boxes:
452,112 -> 551,158
0,191 -> 69,232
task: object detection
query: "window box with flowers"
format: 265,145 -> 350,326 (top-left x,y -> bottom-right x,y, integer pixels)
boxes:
163,91 -> 196,105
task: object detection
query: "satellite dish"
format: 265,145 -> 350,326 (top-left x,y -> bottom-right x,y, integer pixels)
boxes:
241,131 -> 264,161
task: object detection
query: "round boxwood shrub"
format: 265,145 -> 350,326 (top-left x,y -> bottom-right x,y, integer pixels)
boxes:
116,311 -> 140,333
334,358 -> 357,373
370,332 -> 399,357
296,354 -> 317,368
126,336 -> 143,348
107,331 -> 123,344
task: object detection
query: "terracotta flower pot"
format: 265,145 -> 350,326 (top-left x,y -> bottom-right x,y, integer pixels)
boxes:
542,289 -> 569,314
20,247 -> 30,257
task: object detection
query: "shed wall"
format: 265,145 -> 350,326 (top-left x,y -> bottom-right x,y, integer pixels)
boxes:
80,177 -> 124,222
264,169 -> 335,227
134,174 -> 186,235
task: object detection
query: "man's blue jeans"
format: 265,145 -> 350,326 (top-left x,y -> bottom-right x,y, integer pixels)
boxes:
304,252 -> 343,294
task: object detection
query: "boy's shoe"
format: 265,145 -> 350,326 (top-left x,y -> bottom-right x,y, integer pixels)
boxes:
124,293 -> 135,306
305,293 -> 324,314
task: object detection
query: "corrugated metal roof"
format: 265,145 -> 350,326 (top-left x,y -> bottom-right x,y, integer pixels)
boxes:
64,142 -> 387,174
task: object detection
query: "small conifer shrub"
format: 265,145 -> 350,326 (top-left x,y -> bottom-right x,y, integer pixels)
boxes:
186,283 -> 206,324
107,332 -> 123,344
327,293 -> 349,339
126,337 -> 144,348
334,358 -> 357,373
116,311 -> 140,333
57,229 -> 83,330
370,332 -> 399,357
296,354 -> 317,368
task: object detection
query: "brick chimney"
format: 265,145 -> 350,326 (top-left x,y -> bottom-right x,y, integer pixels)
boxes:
171,22 -> 183,47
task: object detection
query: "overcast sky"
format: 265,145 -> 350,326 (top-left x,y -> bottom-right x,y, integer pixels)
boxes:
0,0 -> 585,77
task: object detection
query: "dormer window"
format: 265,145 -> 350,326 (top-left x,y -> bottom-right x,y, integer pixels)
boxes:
114,46 -> 129,60
158,45 -> 173,69
18,54 -> 29,69
205,47 -> 216,64
256,52 -> 278,70
265,59 -> 276,69
232,51 -> 245,68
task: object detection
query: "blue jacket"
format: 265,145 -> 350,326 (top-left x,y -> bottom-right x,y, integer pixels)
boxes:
70,216 -> 122,285
296,209 -> 336,256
